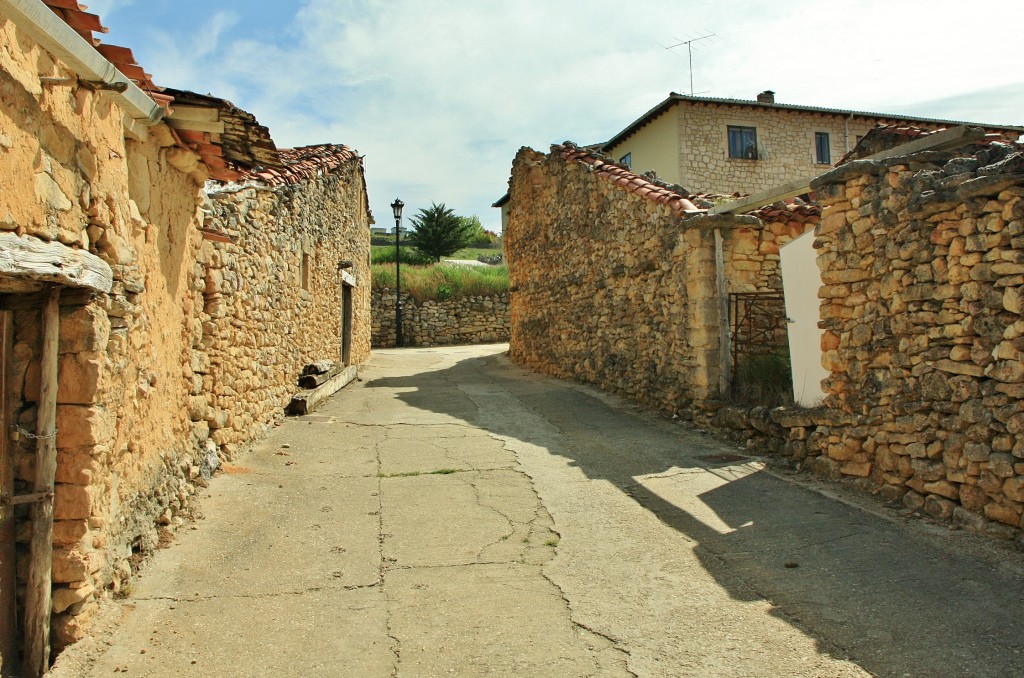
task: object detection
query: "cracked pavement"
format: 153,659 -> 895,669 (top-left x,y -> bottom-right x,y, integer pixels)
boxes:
52,345 -> 1024,677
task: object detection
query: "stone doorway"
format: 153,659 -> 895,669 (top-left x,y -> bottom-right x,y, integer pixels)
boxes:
342,284 -> 354,367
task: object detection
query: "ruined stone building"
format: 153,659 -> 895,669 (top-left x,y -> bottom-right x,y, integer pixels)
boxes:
505,143 -> 815,412
0,1 -> 371,672
600,91 -> 1023,195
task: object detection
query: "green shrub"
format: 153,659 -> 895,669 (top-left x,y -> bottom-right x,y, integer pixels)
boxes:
371,247 -> 434,265
728,353 -> 793,407
436,284 -> 453,301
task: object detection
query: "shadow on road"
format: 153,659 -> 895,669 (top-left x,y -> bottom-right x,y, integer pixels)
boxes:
365,349 -> 1024,678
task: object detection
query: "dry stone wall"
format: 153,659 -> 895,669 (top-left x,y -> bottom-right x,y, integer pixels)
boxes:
197,162 -> 371,454
505,146 -> 812,415
794,142 -> 1024,534
372,290 -> 509,348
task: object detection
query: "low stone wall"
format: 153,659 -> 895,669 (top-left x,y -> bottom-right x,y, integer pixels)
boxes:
372,290 -> 510,348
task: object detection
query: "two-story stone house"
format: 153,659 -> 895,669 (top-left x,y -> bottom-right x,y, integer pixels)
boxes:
602,90 -> 1023,194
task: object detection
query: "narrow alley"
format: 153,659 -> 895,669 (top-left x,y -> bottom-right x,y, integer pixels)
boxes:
50,345 -> 1024,677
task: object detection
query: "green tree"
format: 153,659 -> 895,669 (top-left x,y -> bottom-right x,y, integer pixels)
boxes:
406,203 -> 476,262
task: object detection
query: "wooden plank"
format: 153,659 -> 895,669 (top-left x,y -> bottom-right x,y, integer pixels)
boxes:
708,176 -> 817,216
0,233 -> 112,293
0,311 -> 16,675
298,365 -> 341,389
301,360 -> 336,376
24,286 -> 60,678
164,117 -> 225,134
168,105 -> 220,123
714,229 -> 731,396
287,366 -> 358,416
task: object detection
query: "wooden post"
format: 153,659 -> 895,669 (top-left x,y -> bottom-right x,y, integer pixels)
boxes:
0,311 -> 16,673
25,285 -> 60,677
714,228 -> 731,396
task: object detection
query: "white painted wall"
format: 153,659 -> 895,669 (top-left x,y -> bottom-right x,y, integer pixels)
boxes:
780,230 -> 828,407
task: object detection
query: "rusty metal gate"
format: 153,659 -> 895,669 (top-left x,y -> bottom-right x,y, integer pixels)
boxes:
728,292 -> 789,377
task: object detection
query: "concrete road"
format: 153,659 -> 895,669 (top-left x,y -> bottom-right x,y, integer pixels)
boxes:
52,345 -> 1024,677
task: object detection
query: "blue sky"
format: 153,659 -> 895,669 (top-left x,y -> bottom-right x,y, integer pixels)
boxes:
87,0 -> 1022,231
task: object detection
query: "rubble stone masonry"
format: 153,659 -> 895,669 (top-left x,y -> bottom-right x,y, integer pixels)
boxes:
371,290 -> 510,348
0,16 -> 370,651
198,163 -> 372,454
804,142 -> 1024,533
505,146 -> 812,414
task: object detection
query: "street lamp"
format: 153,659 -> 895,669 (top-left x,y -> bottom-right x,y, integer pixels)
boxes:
391,198 -> 404,347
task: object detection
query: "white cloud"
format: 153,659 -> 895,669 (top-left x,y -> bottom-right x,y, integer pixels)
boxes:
112,0 -> 1024,228
83,0 -> 134,21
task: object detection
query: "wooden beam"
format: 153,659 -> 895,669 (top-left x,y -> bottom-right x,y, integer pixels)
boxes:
0,312 -> 15,675
0,233 -> 112,293
167,105 -> 220,123
287,366 -> 358,416
708,176 -> 818,216
710,125 -> 988,216
714,229 -> 731,396
164,117 -> 225,134
24,286 -> 60,678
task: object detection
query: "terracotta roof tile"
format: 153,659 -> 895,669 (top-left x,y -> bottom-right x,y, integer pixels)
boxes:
227,144 -> 362,187
551,142 -> 708,217
550,142 -> 821,224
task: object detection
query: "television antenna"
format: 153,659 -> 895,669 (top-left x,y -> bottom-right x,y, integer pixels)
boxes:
660,33 -> 719,96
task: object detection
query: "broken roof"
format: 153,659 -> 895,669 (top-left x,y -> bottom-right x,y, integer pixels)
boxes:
603,92 -> 1024,151
160,88 -> 281,182
550,142 -> 819,223
35,2 -> 333,183
231,144 -> 363,187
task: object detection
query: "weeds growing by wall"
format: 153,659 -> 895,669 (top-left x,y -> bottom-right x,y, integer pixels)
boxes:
371,263 -> 509,302
727,353 -> 794,407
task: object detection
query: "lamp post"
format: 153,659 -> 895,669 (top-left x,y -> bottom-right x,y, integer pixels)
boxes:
391,198 -> 404,347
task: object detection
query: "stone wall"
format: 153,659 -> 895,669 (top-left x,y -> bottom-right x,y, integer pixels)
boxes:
0,15 -> 371,655
788,142 -> 1024,533
505,145 -> 813,415
197,159 -> 371,454
372,290 -> 510,348
1,15 -> 210,647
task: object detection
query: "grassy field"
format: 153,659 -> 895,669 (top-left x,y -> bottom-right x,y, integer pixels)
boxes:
371,263 -> 509,303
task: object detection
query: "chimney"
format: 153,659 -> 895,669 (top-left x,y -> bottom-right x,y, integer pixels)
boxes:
757,90 -> 775,104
